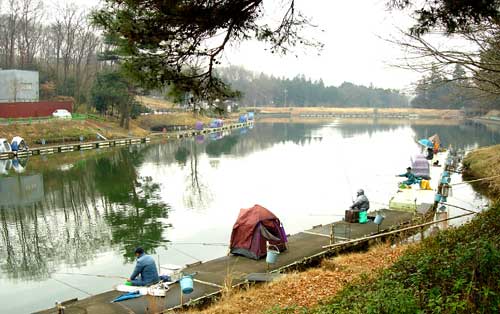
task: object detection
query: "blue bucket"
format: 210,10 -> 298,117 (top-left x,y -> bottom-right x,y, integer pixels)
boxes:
266,245 -> 280,264
180,275 -> 194,294
374,214 -> 384,225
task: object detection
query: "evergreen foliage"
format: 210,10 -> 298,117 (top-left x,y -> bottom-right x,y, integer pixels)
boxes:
217,66 -> 409,107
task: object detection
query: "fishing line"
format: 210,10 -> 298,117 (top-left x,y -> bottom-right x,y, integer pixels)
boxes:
165,242 -> 228,246
168,246 -> 202,262
338,142 -> 354,203
51,277 -> 93,296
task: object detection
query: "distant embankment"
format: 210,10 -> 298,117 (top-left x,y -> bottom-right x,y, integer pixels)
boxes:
255,107 -> 463,119
463,144 -> 500,200
471,110 -> 500,125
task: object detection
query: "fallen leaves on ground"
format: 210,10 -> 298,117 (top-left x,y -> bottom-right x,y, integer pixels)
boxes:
189,243 -> 409,314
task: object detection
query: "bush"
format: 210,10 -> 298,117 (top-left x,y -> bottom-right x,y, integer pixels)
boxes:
308,203 -> 500,314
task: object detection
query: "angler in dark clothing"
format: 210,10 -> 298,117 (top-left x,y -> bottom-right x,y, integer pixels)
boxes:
127,247 -> 159,286
425,147 -> 434,160
350,189 -> 370,211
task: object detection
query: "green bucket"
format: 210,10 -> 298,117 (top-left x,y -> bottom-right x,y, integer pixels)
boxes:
359,211 -> 368,224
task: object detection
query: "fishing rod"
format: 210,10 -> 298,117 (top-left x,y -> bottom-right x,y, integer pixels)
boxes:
451,174 -> 500,186
54,272 -> 127,280
121,239 -> 228,246
308,213 -> 344,217
439,202 -> 480,214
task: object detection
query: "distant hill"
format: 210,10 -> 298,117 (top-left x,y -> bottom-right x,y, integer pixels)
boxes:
216,66 -> 409,108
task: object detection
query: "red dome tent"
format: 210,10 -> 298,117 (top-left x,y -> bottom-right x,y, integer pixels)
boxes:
229,204 -> 288,260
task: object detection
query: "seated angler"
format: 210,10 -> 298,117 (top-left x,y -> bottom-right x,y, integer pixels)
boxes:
127,247 -> 159,286
350,189 -> 370,212
396,167 -> 419,185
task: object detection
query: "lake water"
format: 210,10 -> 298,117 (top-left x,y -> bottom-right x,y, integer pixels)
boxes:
0,120 -> 499,313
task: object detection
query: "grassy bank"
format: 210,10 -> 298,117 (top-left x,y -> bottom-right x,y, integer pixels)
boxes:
308,202 -> 500,314
0,119 -> 148,146
136,113 -> 213,130
191,244 -> 409,314
463,144 -> 500,200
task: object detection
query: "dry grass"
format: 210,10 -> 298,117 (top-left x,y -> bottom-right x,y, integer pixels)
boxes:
191,243 -> 409,314
137,113 -> 214,130
257,117 -> 462,126
485,110 -> 500,117
463,144 -> 500,200
136,95 -> 176,110
256,106 -> 462,118
0,119 -> 148,147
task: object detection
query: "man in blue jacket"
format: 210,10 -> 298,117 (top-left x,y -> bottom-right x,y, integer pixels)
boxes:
127,247 -> 159,286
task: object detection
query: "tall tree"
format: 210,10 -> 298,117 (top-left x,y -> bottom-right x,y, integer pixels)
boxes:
389,0 -> 500,108
90,70 -> 136,129
91,0 -> 320,99
389,0 -> 500,35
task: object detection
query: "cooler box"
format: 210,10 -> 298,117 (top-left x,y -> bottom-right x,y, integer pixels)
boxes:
345,209 -> 359,223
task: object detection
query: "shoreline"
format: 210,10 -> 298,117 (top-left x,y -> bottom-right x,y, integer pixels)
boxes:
0,121 -> 254,160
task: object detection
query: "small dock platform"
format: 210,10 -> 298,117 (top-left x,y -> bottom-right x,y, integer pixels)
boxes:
35,208 -> 428,314
0,121 -> 254,160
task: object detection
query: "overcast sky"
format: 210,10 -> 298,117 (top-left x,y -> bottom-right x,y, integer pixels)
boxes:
67,0 -> 422,91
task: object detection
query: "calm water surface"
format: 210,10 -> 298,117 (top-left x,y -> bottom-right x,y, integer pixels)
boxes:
0,120 -> 499,313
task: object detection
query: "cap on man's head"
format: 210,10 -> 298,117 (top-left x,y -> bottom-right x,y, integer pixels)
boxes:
134,247 -> 144,255
406,167 -> 412,171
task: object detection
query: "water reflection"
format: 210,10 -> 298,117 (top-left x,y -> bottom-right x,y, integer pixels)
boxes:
1,120 -> 499,284
0,157 -> 28,175
0,148 -> 172,280
412,121 -> 499,150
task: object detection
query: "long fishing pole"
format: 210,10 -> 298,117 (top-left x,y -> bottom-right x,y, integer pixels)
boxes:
439,202 -> 480,214
121,239 -> 228,246
54,272 -> 127,280
308,213 -> 344,217
451,174 -> 500,186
